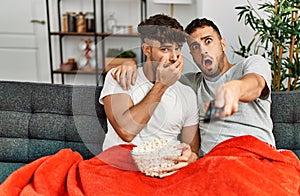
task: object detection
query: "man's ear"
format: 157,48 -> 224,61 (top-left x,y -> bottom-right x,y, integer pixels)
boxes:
142,43 -> 151,57
220,38 -> 226,52
186,37 -> 192,55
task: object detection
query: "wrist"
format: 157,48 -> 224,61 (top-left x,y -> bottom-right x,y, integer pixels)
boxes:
226,80 -> 242,95
190,152 -> 199,163
154,82 -> 169,92
146,82 -> 168,103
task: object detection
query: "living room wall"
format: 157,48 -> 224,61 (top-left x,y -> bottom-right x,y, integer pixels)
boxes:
0,0 -> 264,83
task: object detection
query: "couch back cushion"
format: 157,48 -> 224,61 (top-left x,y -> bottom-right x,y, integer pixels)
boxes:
0,81 -> 107,163
271,91 -> 300,158
1,81 -> 299,162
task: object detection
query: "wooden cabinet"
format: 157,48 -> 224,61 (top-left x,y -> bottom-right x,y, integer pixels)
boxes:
45,0 -> 147,85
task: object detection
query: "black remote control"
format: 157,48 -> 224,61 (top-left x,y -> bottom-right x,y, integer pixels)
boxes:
203,100 -> 223,123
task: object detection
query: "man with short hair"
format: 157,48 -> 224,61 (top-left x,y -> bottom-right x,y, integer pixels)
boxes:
100,14 -> 200,174
112,17 -> 275,156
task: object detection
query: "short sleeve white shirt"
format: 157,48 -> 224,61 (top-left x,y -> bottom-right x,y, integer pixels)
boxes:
100,67 -> 199,150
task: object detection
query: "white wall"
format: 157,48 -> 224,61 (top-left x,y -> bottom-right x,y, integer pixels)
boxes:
147,0 -> 198,73
1,0 -> 264,83
200,0 -> 261,64
148,0 -> 262,73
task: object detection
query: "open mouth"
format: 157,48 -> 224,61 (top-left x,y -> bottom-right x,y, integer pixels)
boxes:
204,59 -> 212,66
203,57 -> 214,71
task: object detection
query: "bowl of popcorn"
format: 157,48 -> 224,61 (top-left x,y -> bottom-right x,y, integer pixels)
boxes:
131,138 -> 181,178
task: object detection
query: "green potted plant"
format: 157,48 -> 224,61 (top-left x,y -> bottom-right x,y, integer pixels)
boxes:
233,0 -> 299,91
104,48 -> 137,73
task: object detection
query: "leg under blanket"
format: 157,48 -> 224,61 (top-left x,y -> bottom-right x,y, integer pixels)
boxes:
1,136 -> 299,195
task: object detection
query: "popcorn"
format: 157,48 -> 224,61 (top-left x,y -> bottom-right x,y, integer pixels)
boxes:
131,139 -> 181,178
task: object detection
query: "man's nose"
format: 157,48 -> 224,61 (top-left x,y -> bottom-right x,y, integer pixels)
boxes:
200,45 -> 208,55
170,50 -> 179,61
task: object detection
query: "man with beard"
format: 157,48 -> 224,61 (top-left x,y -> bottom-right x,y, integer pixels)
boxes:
111,18 -> 275,156
183,18 -> 275,155
100,14 -> 199,174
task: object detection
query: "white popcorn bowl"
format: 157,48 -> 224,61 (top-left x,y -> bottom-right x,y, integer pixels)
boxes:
131,139 -> 181,177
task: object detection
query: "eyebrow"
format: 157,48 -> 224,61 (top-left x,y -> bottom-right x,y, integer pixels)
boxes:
188,35 -> 213,45
200,35 -> 213,41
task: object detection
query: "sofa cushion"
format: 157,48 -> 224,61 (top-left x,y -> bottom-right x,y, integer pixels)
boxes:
0,82 -> 32,112
0,81 -> 106,165
0,111 -> 30,138
0,138 -> 29,162
0,162 -> 25,184
271,91 -> 300,158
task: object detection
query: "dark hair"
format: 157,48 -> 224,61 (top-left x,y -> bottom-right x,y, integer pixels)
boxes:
137,14 -> 186,44
185,18 -> 222,38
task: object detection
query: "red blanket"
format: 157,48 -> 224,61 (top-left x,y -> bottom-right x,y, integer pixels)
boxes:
1,136 -> 299,195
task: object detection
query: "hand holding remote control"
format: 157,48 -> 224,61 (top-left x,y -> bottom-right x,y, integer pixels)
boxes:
203,100 -> 223,123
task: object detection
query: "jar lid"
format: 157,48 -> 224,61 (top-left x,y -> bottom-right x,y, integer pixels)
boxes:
67,12 -> 77,16
68,58 -> 75,63
85,12 -> 94,17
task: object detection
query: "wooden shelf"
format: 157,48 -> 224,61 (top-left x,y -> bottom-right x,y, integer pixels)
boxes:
53,68 -> 104,74
46,0 -> 146,85
107,33 -> 140,37
50,32 -> 140,37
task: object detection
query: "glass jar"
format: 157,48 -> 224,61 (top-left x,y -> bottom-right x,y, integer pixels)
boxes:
106,13 -> 116,33
85,12 -> 95,32
76,12 -> 86,33
62,13 -> 68,32
67,12 -> 77,32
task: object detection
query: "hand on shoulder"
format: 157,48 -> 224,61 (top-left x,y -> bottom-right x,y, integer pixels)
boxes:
111,59 -> 138,90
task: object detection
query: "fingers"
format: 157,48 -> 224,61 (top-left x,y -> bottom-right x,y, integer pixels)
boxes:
158,55 -> 169,68
123,68 -> 136,90
215,84 -> 239,117
156,170 -> 177,178
214,88 -> 225,108
119,68 -> 127,90
111,68 -> 121,85
161,153 -> 190,173
111,64 -> 138,90
169,55 -> 183,74
132,70 -> 137,86
205,102 -> 210,111
175,55 -> 184,77
160,143 -> 194,174
223,102 -> 238,117
156,55 -> 184,87
125,76 -> 131,90
161,161 -> 188,173
111,67 -> 127,90
170,54 -> 182,68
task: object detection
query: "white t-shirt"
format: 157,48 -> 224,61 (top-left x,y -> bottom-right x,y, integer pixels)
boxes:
100,67 -> 199,150
181,55 -> 275,155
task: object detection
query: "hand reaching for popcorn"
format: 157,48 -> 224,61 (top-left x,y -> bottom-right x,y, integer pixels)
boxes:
159,143 -> 199,177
